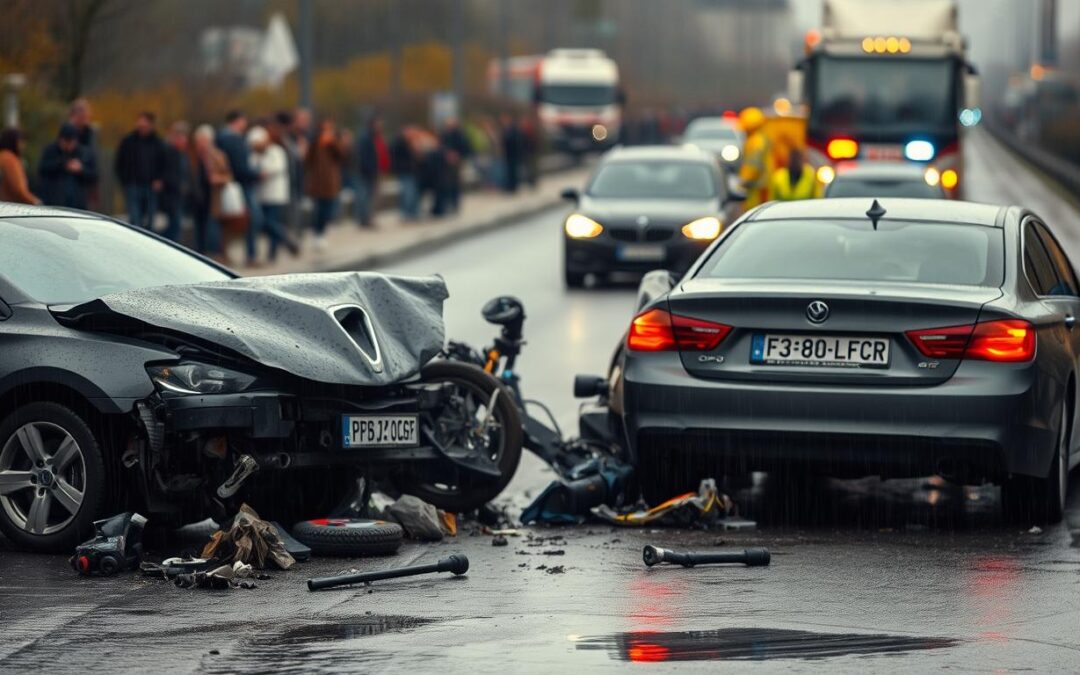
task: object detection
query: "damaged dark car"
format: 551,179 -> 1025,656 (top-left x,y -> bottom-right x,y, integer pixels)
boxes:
0,205 -> 521,552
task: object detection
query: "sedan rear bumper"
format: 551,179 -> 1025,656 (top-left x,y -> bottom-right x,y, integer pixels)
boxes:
624,353 -> 1058,481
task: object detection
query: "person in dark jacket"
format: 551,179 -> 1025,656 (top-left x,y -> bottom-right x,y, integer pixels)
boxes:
65,98 -> 100,210
161,121 -> 191,243
500,113 -> 523,193
390,129 -> 419,220
354,116 -> 387,227
38,124 -> 97,209
439,117 -> 472,213
217,110 -> 263,263
114,111 -> 167,229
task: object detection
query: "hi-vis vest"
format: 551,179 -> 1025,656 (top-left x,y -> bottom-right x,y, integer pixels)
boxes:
769,165 -> 818,201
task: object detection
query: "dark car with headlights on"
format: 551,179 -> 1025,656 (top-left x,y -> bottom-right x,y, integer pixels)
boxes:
823,161 -> 947,199
0,205 -> 521,552
561,146 -> 742,288
610,198 -> 1079,524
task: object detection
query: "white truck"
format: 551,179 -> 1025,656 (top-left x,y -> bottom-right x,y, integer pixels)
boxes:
535,49 -> 624,155
789,0 -> 980,197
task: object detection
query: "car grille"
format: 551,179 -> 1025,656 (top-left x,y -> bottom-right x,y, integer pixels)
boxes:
609,227 -> 639,242
608,226 -> 675,242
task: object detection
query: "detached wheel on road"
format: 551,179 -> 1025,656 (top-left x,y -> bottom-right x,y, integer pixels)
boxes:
0,403 -> 106,552
1002,398 -> 1070,525
395,361 -> 523,513
291,518 -> 404,556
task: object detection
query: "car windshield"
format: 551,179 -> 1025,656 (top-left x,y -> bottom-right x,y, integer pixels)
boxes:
699,219 -> 1003,287
826,178 -> 944,199
539,84 -> 616,107
811,56 -> 957,136
588,161 -> 716,199
685,126 -> 739,142
0,217 -> 231,304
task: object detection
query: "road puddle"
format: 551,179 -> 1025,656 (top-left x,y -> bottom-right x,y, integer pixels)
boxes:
269,616 -> 436,645
575,627 -> 957,662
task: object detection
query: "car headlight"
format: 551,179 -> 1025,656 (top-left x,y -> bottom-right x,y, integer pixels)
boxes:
565,213 -> 604,239
681,216 -> 722,240
720,144 -> 741,162
147,362 -> 257,395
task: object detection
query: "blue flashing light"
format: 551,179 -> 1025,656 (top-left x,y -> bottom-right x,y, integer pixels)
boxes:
904,140 -> 936,162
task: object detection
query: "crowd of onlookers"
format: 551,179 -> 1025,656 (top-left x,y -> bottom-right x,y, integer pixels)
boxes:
0,98 -> 542,266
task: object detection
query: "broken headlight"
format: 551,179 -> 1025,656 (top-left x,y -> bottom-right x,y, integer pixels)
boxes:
147,362 -> 257,395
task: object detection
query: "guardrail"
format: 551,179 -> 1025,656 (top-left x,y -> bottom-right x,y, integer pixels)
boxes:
986,122 -> 1080,198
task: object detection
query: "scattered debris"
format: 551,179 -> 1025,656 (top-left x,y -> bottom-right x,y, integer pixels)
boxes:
140,556 -> 214,579
308,553 -> 470,591
202,504 -> 295,570
642,545 -> 771,568
175,562 -> 260,590
492,535 -> 509,547
71,512 -> 148,576
440,511 -> 458,536
386,495 -> 445,541
593,479 -> 733,528
491,528 -> 522,536
521,456 -> 634,525
545,565 -> 566,574
542,549 -> 565,556
1028,526 -> 1044,535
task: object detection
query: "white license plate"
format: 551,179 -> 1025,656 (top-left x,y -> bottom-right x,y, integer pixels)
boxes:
617,244 -> 666,262
341,414 -> 419,448
751,334 -> 890,368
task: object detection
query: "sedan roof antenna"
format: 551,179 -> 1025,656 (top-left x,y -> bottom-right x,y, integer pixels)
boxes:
866,199 -> 886,230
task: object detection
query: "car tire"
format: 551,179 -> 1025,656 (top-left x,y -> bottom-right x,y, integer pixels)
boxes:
565,268 -> 586,289
291,518 -> 403,556
395,361 -> 523,513
0,402 -> 107,552
1002,398 -> 1069,525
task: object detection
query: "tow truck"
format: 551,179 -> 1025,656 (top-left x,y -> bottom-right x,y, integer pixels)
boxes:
788,0 -> 980,198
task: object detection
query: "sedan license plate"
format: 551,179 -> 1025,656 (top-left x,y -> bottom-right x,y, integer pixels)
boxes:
342,414 -> 419,448
750,334 -> 889,368
617,244 -> 666,262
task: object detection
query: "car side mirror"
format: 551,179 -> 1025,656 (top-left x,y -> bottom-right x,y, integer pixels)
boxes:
726,188 -> 747,203
560,187 -> 580,202
635,269 -> 678,311
0,298 -> 10,320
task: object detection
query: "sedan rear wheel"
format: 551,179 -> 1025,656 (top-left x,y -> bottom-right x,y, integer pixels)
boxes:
0,403 -> 106,552
1002,398 -> 1069,525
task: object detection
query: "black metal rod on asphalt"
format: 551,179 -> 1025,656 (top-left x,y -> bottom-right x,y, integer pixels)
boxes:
307,554 -> 470,591
643,545 -> 770,568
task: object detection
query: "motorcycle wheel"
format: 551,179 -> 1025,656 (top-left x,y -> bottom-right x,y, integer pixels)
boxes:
394,361 -> 523,512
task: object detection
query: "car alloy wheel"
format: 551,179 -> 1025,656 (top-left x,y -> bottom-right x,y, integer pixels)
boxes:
0,421 -> 87,536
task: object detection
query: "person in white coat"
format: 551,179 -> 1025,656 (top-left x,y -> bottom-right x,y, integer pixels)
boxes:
248,126 -> 299,262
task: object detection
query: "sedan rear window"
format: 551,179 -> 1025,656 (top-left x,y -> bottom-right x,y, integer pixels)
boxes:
588,162 -> 717,200
0,217 -> 231,304
826,178 -> 945,200
698,219 -> 1003,287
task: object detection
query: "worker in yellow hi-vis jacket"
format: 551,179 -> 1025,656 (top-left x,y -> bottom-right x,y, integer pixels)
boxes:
737,107 -> 773,209
769,148 -> 820,201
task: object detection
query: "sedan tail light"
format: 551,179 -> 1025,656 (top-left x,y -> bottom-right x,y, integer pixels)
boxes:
627,308 -> 732,352
906,319 -> 1035,362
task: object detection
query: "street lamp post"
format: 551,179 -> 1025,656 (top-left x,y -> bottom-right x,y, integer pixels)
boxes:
3,74 -> 26,128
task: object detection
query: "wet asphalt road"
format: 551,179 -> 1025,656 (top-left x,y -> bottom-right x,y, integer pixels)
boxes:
3,129 -> 1080,672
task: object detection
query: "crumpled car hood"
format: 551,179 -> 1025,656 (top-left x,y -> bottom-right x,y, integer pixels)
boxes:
55,272 -> 448,386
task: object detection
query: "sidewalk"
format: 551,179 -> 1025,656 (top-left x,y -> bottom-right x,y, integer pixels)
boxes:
231,167 -> 591,277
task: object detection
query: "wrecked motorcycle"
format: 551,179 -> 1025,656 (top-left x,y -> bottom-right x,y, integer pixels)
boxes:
443,296 -> 620,477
